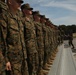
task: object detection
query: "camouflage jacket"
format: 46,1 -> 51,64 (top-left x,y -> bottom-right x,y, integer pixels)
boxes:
34,21 -> 44,50
0,11 -> 27,63
0,1 -> 8,13
23,17 -> 37,54
40,23 -> 52,53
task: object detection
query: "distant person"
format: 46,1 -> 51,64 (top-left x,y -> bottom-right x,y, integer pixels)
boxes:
68,34 -> 74,49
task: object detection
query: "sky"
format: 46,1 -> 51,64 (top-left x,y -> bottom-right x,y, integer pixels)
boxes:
23,0 -> 76,26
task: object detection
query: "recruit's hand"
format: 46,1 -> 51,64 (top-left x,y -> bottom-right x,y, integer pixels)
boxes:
6,62 -> 11,71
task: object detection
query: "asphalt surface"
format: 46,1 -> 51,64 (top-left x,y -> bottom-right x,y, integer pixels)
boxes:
48,38 -> 76,75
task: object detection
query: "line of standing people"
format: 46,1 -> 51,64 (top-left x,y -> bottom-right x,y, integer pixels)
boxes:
0,0 -> 63,75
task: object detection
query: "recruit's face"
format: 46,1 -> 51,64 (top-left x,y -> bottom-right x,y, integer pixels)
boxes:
8,0 -> 22,10
34,15 -> 40,21
40,18 -> 46,23
23,9 -> 32,15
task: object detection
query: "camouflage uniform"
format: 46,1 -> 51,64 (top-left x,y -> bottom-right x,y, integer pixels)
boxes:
0,1 -> 8,75
0,8 -> 29,75
0,36 -> 6,75
34,21 -> 44,73
0,0 -> 8,13
46,25 -> 52,64
51,27 -> 55,50
57,30 -> 61,45
21,4 -> 39,75
54,27 -> 58,48
41,23 -> 49,68
23,17 -> 39,75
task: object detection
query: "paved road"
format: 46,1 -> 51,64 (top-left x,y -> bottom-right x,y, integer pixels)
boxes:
48,41 -> 76,75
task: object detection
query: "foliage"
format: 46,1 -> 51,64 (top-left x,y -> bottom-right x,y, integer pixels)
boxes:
58,24 -> 76,35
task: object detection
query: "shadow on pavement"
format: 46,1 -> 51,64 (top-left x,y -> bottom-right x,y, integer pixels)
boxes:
72,49 -> 76,53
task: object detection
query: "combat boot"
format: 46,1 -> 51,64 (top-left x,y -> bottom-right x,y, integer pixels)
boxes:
43,63 -> 50,70
47,59 -> 53,65
50,55 -> 55,60
37,68 -> 44,75
42,69 -> 49,75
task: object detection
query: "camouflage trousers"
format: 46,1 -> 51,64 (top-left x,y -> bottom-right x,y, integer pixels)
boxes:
0,53 -> 6,75
43,46 -> 50,66
27,53 -> 39,75
37,49 -> 44,74
9,59 -> 29,75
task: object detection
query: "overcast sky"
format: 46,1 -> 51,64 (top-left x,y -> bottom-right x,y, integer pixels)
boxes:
23,0 -> 76,26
